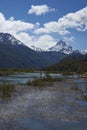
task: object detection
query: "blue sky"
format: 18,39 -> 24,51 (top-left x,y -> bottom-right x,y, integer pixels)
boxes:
0,0 -> 87,50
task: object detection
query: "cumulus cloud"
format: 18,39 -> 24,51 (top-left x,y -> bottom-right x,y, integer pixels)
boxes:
0,12 -> 35,35
35,7 -> 87,35
35,21 -> 70,35
34,35 -> 57,49
9,16 -> 14,21
16,33 -> 56,50
63,36 -> 75,43
0,7 -> 87,50
14,32 -> 34,47
0,12 -> 57,50
28,5 -> 55,16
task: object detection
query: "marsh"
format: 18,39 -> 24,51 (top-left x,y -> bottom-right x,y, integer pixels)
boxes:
0,73 -> 87,130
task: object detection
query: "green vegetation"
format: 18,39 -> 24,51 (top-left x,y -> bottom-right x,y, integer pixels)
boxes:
45,53 -> 87,74
0,70 -> 14,76
0,83 -> 16,98
0,69 -> 35,76
27,73 -> 63,87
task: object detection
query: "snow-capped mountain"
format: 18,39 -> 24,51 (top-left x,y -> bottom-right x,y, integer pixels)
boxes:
0,33 -> 67,69
30,46 -> 44,52
73,50 -> 87,55
47,41 -> 73,54
0,33 -> 23,46
80,50 -> 87,55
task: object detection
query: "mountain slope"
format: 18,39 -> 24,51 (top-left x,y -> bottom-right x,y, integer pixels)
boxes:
0,33 -> 67,69
0,33 -> 22,46
45,53 -> 87,73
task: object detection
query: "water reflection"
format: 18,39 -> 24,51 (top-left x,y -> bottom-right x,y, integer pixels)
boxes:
0,76 -> 87,129
0,72 -> 62,85
0,72 -> 45,85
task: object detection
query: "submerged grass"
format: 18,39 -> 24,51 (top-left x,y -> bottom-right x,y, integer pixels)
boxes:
27,75 -> 63,87
82,95 -> 87,101
70,85 -> 87,102
70,86 -> 82,92
0,83 -> 16,98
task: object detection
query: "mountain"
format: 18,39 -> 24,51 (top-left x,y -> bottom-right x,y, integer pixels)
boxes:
80,50 -> 87,55
45,53 -> 87,74
30,40 -> 87,56
47,40 -> 73,54
0,33 -> 67,69
30,46 -> 43,52
0,33 -> 23,46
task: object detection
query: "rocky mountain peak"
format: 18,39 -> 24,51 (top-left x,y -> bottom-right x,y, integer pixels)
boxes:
47,40 -> 73,54
0,33 -> 23,46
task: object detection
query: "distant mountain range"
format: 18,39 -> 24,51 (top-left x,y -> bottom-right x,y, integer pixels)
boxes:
0,33 -> 66,69
0,32 -> 86,70
31,40 -> 87,55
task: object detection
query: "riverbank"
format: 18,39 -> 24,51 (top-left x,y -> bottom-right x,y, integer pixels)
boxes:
0,77 -> 87,129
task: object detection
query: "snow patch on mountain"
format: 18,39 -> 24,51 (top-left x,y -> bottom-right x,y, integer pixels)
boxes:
0,33 -> 23,46
80,50 -> 87,55
0,33 -> 86,56
30,46 -> 44,52
47,40 -> 73,54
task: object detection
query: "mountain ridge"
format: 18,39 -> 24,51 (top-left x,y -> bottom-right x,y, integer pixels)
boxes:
0,32 -> 67,69
45,52 -> 87,74
31,40 -> 87,55
0,33 -> 24,46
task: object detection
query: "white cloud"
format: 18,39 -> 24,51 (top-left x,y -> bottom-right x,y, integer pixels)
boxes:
35,21 -> 70,35
0,12 -> 57,50
9,16 -> 14,21
15,33 -> 56,50
35,7 -> 87,35
63,36 -> 75,43
28,5 -> 55,16
35,35 -> 57,49
0,12 -> 35,35
0,13 -> 5,21
0,7 -> 87,50
14,32 -> 34,47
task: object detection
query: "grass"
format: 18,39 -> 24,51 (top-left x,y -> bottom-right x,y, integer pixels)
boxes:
0,83 -> 16,98
0,71 -> 14,76
27,74 -> 63,87
0,68 -> 35,76
82,95 -> 87,101
70,86 -> 82,92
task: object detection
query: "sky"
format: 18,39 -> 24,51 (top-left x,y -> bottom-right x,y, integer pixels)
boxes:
0,0 -> 87,50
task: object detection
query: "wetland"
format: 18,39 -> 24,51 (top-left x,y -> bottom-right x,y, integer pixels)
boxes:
0,72 -> 87,130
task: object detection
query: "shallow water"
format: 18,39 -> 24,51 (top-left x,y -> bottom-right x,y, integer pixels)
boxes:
0,72 -> 63,85
0,74 -> 87,129
0,72 -> 42,85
